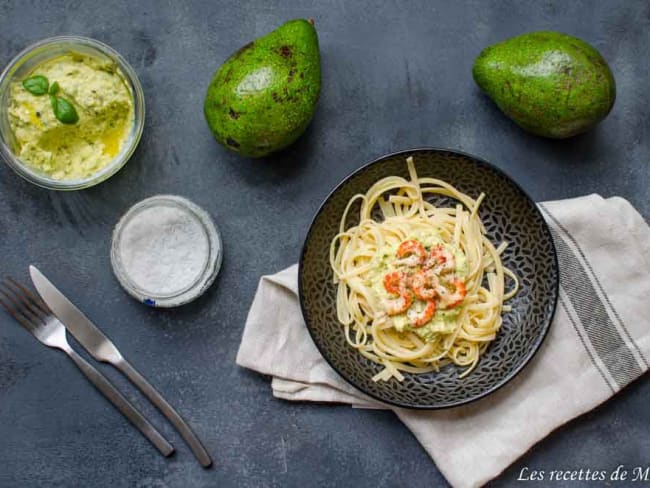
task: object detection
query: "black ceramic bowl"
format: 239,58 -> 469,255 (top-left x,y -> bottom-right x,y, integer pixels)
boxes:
299,148 -> 558,409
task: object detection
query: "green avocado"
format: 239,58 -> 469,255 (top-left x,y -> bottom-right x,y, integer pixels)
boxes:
204,19 -> 321,157
472,31 -> 616,138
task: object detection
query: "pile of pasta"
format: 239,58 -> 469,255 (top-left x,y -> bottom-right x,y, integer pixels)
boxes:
330,157 -> 518,381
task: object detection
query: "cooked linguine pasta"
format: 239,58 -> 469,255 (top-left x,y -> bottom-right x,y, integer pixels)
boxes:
329,157 -> 518,382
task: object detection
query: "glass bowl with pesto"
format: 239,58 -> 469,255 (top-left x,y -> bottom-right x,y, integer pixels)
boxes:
0,36 -> 144,190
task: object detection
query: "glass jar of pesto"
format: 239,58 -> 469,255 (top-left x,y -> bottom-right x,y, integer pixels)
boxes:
0,36 -> 145,190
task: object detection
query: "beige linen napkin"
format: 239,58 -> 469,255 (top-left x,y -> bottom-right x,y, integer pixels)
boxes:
237,194 -> 650,488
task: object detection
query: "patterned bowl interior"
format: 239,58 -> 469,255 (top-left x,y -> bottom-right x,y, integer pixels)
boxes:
299,149 -> 558,409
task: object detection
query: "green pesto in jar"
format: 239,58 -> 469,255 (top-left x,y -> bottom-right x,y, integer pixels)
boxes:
8,53 -> 134,180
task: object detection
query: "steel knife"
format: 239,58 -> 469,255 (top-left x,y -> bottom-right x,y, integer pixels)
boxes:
30,265 -> 213,468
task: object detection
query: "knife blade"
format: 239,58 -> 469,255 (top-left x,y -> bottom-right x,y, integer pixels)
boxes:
30,266 -> 123,363
30,265 -> 213,468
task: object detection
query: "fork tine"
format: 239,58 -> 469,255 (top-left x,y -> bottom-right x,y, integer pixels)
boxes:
2,279 -> 49,324
0,292 -> 38,333
7,277 -> 51,316
0,280 -> 46,329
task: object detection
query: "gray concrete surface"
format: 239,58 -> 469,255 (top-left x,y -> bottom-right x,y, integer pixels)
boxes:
0,1 -> 648,487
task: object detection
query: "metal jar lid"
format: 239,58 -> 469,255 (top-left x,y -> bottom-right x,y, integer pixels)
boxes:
110,195 -> 222,307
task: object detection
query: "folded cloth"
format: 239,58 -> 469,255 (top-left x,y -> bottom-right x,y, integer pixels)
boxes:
236,194 -> 650,488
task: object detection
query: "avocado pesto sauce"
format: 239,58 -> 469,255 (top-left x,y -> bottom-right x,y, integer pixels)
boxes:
8,53 -> 134,180
369,234 -> 468,341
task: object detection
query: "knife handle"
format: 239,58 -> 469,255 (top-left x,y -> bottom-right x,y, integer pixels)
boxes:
66,349 -> 175,457
116,359 -> 213,468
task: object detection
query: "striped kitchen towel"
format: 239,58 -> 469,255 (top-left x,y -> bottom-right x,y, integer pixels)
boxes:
237,194 -> 650,488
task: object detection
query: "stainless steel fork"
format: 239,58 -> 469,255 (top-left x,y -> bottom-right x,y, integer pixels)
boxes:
0,278 -> 174,457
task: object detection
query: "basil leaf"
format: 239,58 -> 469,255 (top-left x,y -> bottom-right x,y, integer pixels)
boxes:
48,81 -> 60,95
22,75 -> 49,95
52,97 -> 79,124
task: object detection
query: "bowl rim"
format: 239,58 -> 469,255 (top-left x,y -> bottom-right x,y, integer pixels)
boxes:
298,147 -> 559,410
0,35 -> 145,190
